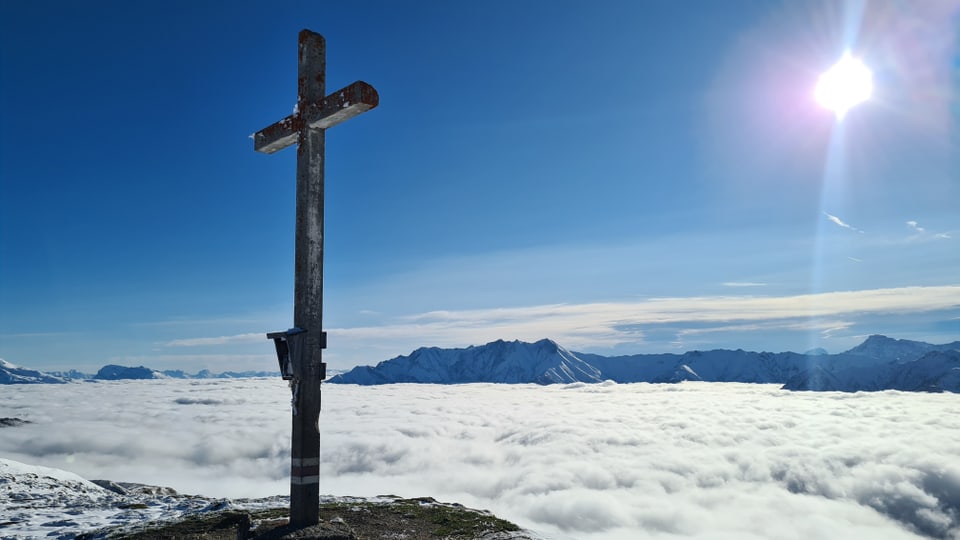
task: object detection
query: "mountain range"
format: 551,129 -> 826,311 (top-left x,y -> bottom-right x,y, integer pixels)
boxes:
0,359 -> 69,384
0,359 -> 276,383
328,335 -> 960,392
3,335 -> 958,392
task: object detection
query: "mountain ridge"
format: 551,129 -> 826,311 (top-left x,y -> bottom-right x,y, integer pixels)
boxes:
0,359 -> 68,384
4,335 -> 958,392
0,359 -> 277,384
328,335 -> 960,392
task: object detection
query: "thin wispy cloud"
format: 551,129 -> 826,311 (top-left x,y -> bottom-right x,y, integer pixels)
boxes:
0,331 -> 80,339
669,318 -> 854,351
149,286 -> 960,370
905,220 -> 952,241
164,333 -> 265,347
824,212 -> 864,233
327,285 -> 960,355
721,282 -> 767,287
673,319 -> 855,339
131,317 -> 267,329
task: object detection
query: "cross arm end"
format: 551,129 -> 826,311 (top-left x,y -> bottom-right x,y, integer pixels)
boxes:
253,117 -> 297,154
304,80 -> 379,130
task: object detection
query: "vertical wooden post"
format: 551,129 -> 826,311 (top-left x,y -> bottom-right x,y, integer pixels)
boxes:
290,30 -> 325,527
254,29 -> 378,529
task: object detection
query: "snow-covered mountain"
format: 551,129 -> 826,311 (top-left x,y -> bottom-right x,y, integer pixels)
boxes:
0,359 -> 67,384
47,368 -> 95,379
90,365 -> 279,380
843,334 -> 954,361
783,349 -> 960,392
6,335 -> 957,392
164,368 -> 279,379
331,338 -> 602,385
578,348 -> 813,384
0,360 -> 279,384
329,336 -> 960,392
94,364 -> 169,380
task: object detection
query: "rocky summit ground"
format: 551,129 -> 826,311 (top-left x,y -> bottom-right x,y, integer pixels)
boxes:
76,496 -> 540,540
0,458 -> 546,540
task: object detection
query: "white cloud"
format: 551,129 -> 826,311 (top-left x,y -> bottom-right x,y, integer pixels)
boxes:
905,221 -> 953,241
163,333 -> 265,347
825,212 -> 864,233
673,319 -> 855,340
142,285 -> 960,370
1,381 -> 957,539
130,315 -> 275,328
327,285 -> 960,354
0,331 -> 79,339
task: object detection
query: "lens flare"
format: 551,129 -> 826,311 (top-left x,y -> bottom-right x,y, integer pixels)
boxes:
814,53 -> 873,119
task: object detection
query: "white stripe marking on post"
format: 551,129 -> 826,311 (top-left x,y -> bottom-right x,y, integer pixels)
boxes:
291,475 -> 320,485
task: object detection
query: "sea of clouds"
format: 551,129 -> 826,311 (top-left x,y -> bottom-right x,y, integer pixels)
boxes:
1,379 -> 958,539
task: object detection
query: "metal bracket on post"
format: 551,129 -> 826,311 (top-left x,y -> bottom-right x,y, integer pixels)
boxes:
266,328 -> 327,380
267,327 -> 306,380
315,331 -> 327,380
316,331 -> 328,380
310,332 -> 327,381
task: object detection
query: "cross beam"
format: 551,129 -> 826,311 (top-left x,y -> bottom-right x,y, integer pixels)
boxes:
254,81 -> 379,154
254,29 -> 378,528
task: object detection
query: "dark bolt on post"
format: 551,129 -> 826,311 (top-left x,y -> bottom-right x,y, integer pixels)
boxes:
253,29 -> 378,527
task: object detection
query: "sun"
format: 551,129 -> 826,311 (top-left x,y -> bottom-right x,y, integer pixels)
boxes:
814,53 -> 873,119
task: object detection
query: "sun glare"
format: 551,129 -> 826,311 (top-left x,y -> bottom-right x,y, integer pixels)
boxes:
814,53 -> 873,119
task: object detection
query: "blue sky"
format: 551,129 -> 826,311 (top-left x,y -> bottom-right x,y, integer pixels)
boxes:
1,0 -> 957,372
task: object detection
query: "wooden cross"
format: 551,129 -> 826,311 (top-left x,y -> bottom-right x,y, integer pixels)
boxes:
253,29 -> 378,527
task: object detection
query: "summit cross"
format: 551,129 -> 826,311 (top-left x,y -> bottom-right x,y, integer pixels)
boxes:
253,29 -> 378,527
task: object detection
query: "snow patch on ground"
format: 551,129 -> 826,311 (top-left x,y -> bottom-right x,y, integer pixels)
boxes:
0,457 -> 238,538
0,457 -> 549,539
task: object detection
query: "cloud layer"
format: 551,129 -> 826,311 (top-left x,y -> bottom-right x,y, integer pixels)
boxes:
323,285 -> 960,362
144,285 -> 960,372
2,380 -> 958,539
